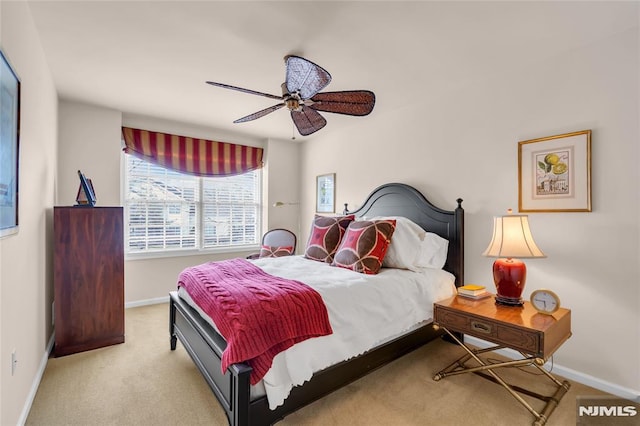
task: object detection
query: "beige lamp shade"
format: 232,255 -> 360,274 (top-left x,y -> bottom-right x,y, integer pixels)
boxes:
483,214 -> 546,259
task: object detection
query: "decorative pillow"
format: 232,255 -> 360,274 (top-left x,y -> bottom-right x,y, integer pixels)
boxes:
304,215 -> 355,263
332,219 -> 396,275
259,245 -> 294,258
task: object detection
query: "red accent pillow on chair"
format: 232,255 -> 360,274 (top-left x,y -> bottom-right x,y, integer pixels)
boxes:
259,245 -> 294,258
304,215 -> 355,263
332,219 -> 396,274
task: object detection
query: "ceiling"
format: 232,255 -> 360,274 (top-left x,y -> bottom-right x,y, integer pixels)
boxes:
26,1 -> 637,141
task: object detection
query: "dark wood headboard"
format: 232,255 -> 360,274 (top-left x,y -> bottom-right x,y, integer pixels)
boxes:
344,183 -> 464,286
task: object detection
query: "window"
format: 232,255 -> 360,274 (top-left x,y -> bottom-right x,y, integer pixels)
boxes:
123,154 -> 261,256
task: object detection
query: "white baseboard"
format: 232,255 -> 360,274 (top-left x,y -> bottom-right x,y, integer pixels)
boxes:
464,336 -> 640,403
18,333 -> 54,426
125,296 -> 169,308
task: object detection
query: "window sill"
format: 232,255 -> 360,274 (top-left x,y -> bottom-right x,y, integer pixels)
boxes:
125,245 -> 260,261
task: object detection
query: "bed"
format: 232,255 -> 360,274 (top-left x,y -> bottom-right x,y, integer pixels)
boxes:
169,182 -> 464,426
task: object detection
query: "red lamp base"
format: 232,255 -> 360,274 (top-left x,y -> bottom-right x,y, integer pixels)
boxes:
492,258 -> 526,306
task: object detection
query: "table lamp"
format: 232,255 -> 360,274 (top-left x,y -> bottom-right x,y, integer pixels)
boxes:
482,209 -> 546,305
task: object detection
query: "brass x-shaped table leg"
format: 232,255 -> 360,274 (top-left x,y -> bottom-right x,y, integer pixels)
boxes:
433,327 -> 571,426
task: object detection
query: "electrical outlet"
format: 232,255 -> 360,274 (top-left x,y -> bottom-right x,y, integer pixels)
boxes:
11,350 -> 17,376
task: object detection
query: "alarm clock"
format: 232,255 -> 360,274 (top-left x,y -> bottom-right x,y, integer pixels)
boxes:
530,289 -> 561,315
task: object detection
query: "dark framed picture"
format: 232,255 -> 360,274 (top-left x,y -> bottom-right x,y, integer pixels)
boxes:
518,129 -> 591,212
316,173 -> 335,213
76,170 -> 96,206
0,50 -> 21,238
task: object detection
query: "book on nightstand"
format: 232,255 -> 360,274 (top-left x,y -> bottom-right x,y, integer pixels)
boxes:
457,284 -> 490,299
457,291 -> 491,300
458,284 -> 486,295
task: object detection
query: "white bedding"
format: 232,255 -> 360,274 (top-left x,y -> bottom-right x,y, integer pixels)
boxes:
178,255 -> 456,410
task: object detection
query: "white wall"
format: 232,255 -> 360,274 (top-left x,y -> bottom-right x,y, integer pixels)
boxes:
57,102 -> 122,207
264,138 -> 302,250
0,2 -> 58,424
299,26 -> 639,397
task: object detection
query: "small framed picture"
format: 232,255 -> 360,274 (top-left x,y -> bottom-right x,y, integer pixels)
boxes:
316,173 -> 335,213
76,170 -> 96,207
518,130 -> 591,212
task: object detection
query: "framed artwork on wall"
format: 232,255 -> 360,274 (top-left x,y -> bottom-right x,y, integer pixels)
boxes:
316,173 -> 335,213
518,129 -> 592,212
0,50 -> 21,238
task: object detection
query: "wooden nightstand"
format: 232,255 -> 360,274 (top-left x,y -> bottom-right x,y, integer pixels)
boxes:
433,294 -> 572,426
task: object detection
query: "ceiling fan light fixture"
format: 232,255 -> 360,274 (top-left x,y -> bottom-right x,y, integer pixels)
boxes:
285,97 -> 301,112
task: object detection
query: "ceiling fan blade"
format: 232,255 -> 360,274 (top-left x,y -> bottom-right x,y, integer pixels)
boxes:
291,106 -> 327,136
309,91 -> 376,116
285,56 -> 332,100
234,103 -> 285,123
206,81 -> 283,100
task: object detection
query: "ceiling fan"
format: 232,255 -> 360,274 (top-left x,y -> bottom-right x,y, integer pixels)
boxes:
206,55 -> 375,137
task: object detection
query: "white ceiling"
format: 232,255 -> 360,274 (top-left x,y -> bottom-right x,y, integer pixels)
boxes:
26,1 -> 637,141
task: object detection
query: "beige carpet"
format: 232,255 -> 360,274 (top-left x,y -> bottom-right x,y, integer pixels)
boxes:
26,303 -> 610,426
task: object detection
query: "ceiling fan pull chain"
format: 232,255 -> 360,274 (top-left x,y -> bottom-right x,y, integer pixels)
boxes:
291,122 -> 296,140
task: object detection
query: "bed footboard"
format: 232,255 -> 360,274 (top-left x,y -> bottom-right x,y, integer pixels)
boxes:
170,291 -> 252,426
170,291 -> 444,426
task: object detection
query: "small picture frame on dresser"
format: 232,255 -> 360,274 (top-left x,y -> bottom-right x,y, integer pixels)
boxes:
76,170 -> 96,207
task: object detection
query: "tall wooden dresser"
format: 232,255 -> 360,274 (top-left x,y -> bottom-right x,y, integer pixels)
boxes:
53,206 -> 125,356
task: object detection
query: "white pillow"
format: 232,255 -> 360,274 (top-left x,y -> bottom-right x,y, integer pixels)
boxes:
366,216 -> 448,271
416,232 -> 449,269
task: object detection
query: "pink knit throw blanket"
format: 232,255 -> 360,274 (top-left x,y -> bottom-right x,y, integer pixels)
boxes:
177,258 -> 333,384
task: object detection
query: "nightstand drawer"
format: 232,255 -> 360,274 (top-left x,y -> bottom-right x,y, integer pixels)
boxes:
434,306 -> 542,356
435,309 -> 498,338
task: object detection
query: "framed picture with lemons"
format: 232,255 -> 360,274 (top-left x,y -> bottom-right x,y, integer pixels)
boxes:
518,129 -> 591,212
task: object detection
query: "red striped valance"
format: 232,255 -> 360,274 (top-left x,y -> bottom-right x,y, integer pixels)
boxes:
122,127 -> 263,177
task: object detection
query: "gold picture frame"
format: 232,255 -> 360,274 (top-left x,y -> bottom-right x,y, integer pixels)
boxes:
518,130 -> 591,212
316,173 -> 335,213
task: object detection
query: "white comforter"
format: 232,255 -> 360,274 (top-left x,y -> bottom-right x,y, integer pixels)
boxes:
180,255 -> 456,409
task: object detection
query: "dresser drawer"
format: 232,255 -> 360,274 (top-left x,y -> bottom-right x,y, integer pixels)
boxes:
434,306 -> 542,357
